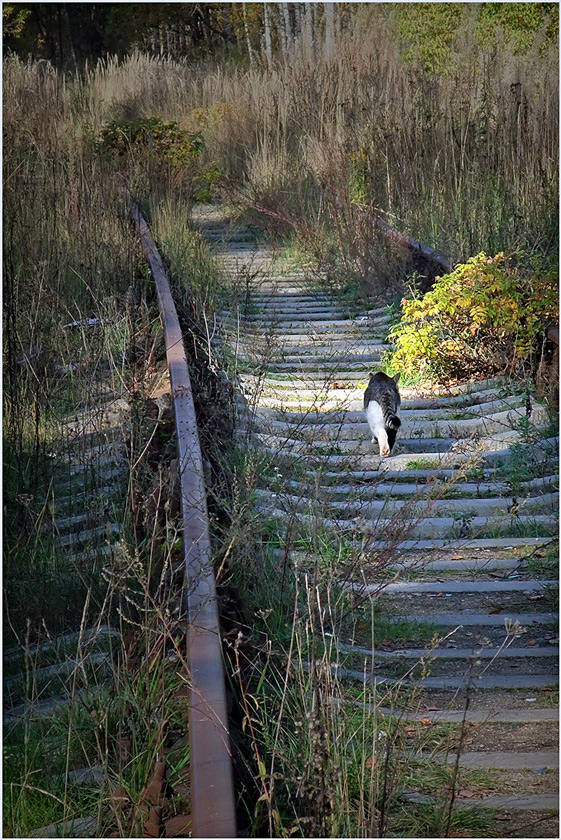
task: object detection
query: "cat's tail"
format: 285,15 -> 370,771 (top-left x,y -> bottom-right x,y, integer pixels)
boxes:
386,413 -> 401,430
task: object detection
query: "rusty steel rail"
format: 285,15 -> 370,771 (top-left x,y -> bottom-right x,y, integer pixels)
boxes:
324,188 -> 453,276
122,187 -> 236,837
547,325 -> 559,345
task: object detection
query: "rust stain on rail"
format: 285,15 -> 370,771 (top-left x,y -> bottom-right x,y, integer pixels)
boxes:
547,325 -> 559,345
324,189 -> 453,277
122,186 -> 236,838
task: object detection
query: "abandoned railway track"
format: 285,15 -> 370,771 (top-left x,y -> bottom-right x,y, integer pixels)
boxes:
4,199 -> 237,838
127,196 -> 236,838
5,199 -> 557,838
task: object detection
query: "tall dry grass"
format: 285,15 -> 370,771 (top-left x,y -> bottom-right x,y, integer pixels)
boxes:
3,57 -> 140,453
4,57 -> 191,837
47,4 -> 558,291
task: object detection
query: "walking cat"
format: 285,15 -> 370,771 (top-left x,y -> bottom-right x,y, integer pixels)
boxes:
364,371 -> 401,457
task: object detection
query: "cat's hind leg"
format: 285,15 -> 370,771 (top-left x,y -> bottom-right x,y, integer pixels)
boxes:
366,402 -> 390,456
375,428 -> 390,457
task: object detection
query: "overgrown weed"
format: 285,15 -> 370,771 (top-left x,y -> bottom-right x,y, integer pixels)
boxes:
3,62 -> 200,831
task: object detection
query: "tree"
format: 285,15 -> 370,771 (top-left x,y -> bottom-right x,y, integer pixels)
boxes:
2,3 -> 239,66
280,2 -> 293,54
324,2 -> 335,59
2,4 -> 31,40
263,3 -> 273,63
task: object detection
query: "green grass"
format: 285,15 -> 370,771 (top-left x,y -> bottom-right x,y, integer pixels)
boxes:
349,609 -> 440,650
521,553 -> 558,579
406,457 -> 440,470
540,689 -> 559,708
152,201 -> 225,314
4,530 -> 112,646
4,627 -> 192,836
496,435 -> 559,496
2,107 -> 198,831
480,518 -> 558,540
404,759 -> 497,795
387,800 -> 494,838
3,700 -> 110,837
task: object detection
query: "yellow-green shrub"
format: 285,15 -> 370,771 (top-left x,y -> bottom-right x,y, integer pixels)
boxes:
389,252 -> 558,381
99,116 -> 203,165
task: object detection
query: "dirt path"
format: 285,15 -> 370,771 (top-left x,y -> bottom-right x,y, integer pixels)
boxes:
194,204 -> 559,837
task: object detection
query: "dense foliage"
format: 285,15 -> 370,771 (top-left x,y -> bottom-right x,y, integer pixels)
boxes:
3,3 -> 558,69
396,3 -> 558,74
99,116 -> 203,165
389,253 -> 559,381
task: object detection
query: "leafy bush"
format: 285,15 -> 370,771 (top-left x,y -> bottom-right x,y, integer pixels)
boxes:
99,116 -> 204,165
389,252 -> 558,381
192,166 -> 223,202
395,3 -> 463,75
396,3 -> 558,75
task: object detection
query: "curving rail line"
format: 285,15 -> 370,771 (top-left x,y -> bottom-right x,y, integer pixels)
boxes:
122,187 -> 236,838
118,184 -> 557,838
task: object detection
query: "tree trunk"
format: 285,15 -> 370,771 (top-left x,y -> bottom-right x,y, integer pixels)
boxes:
301,3 -> 314,61
149,28 -> 160,56
63,4 -> 78,70
57,5 -> 63,68
281,2 -> 292,53
242,3 -> 254,64
324,2 -> 334,60
263,3 -> 273,63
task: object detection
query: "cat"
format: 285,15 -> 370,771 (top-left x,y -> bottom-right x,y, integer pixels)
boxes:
364,371 -> 401,457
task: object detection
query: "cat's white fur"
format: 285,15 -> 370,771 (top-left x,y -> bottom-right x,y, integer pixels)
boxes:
365,401 -> 390,456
